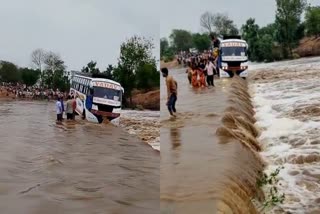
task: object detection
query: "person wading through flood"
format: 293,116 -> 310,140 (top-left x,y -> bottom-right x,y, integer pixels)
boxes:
66,95 -> 74,120
59,93 -> 65,120
72,96 -> 76,120
161,67 -> 178,117
185,62 -> 193,84
205,59 -> 215,87
56,97 -> 63,122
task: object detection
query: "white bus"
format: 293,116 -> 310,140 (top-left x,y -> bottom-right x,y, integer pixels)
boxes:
219,36 -> 249,78
70,73 -> 124,124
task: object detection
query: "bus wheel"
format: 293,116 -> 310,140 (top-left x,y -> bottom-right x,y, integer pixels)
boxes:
82,110 -> 86,120
97,115 -> 103,124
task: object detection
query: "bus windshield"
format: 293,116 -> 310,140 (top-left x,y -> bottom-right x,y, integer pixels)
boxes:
93,87 -> 122,102
221,46 -> 247,57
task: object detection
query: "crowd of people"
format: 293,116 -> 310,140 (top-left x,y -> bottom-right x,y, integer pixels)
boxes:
178,35 -> 221,88
0,82 -> 68,100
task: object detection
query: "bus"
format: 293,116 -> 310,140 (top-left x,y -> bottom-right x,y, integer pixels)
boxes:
218,36 -> 249,78
70,73 -> 124,124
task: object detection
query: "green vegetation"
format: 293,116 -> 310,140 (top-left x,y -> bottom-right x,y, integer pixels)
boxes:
256,167 -> 285,211
161,0 -> 320,63
1,35 -> 159,108
81,36 -> 159,108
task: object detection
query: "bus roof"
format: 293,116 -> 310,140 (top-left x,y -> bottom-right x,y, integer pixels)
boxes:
221,39 -> 247,43
73,73 -> 121,86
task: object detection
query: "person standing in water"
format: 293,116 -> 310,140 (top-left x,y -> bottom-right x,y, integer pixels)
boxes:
205,59 -> 215,86
66,95 -> 74,120
59,93 -> 65,120
186,62 -> 193,84
56,97 -> 63,122
161,67 -> 177,117
72,95 -> 76,120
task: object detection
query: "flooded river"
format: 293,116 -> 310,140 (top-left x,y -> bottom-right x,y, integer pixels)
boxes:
0,101 -> 159,214
161,57 -> 320,214
160,70 -> 262,213
251,57 -> 320,214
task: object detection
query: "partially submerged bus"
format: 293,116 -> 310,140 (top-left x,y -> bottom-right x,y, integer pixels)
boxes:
70,73 -> 124,124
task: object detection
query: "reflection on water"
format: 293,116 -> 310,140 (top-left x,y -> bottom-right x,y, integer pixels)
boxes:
0,101 -> 159,214
160,69 -> 261,214
170,128 -> 181,149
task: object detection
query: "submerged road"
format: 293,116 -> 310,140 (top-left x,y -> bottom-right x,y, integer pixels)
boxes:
0,101 -> 159,214
160,68 -> 261,214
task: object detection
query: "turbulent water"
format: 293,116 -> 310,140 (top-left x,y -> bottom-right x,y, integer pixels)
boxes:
0,101 -> 159,214
161,56 -> 320,214
120,110 -> 160,151
250,57 -> 320,214
160,69 -> 262,213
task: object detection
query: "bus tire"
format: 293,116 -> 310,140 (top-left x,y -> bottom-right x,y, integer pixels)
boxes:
82,110 -> 86,120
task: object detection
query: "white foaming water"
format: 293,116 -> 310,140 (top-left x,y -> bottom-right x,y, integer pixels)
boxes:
250,57 -> 320,213
120,110 -> 160,151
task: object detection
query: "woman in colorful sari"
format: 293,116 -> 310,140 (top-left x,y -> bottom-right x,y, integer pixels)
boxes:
198,67 -> 206,88
191,64 -> 199,88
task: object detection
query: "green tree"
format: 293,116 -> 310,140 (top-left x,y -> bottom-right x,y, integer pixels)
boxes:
81,60 -> 100,75
0,61 -> 21,83
20,68 -> 40,86
257,34 -> 274,62
160,38 -> 169,57
102,64 -> 114,80
169,29 -> 193,52
41,51 -> 69,91
305,6 -> 320,37
135,63 -> 159,91
241,18 -> 260,61
192,33 -> 211,52
113,36 -> 156,106
275,0 -> 307,57
52,70 -> 70,92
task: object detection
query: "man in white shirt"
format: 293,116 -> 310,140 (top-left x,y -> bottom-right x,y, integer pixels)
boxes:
205,60 -> 215,86
56,97 -> 63,122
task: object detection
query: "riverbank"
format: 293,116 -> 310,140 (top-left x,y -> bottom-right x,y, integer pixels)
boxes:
130,89 -> 160,110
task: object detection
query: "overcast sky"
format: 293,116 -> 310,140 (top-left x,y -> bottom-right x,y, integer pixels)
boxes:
160,0 -> 320,38
0,0 -> 159,71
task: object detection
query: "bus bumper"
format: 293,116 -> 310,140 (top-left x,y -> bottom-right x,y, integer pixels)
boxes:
219,69 -> 248,78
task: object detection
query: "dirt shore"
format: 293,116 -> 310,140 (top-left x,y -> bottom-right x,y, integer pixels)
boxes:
130,89 -> 160,110
295,36 -> 320,57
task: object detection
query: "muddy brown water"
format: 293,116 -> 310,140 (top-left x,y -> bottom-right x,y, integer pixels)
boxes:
160,69 -> 262,214
0,101 -> 159,214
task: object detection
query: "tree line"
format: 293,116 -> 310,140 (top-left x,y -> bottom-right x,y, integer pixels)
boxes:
0,35 -> 159,107
0,49 -> 70,91
161,0 -> 320,62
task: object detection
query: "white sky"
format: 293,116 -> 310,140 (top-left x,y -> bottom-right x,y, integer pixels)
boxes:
0,0 -> 159,71
160,0 -> 320,38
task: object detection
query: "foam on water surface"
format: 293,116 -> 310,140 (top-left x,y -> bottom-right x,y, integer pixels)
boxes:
120,110 -> 160,151
251,57 -> 320,213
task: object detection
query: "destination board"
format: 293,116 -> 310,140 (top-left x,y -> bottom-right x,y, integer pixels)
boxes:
92,81 -> 121,90
221,42 -> 246,47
